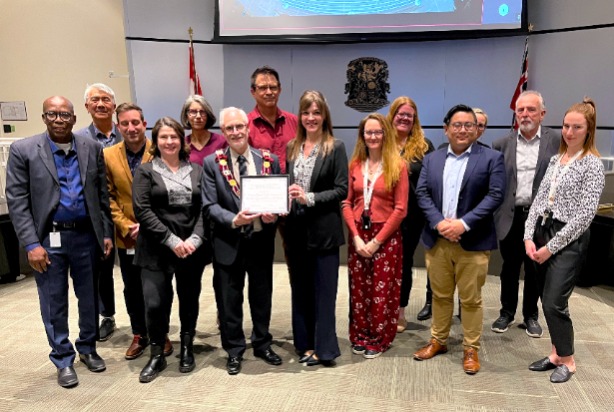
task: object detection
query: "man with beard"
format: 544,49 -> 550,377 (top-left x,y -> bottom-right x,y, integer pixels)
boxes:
491,91 -> 560,338
76,83 -> 122,341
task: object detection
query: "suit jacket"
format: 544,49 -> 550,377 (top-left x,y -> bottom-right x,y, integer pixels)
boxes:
416,143 -> 506,251
104,140 -> 153,249
75,123 -> 122,147
6,132 -> 113,252
285,139 -> 348,251
202,147 -> 281,266
132,160 -> 205,272
492,126 -> 560,240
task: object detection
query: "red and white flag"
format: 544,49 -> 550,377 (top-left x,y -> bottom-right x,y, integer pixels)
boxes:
510,36 -> 529,128
189,40 -> 202,96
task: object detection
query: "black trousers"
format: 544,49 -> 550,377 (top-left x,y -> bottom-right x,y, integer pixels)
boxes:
531,217 -> 589,357
399,215 -> 431,308
117,249 -> 147,336
499,207 -> 539,321
98,247 -> 116,318
288,247 -> 340,361
141,251 -> 207,345
213,232 -> 275,358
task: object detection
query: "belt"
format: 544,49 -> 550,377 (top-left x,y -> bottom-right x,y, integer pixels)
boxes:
52,219 -> 91,231
515,205 -> 531,213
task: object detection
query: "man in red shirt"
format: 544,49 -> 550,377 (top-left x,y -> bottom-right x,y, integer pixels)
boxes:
247,66 -> 298,174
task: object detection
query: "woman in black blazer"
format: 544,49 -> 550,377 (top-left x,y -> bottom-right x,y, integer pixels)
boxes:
286,90 -> 348,366
133,117 -> 209,382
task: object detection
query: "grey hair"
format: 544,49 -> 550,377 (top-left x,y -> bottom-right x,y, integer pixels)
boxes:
180,95 -> 216,129
218,107 -> 248,129
517,90 -> 546,111
84,83 -> 116,103
473,107 -> 488,126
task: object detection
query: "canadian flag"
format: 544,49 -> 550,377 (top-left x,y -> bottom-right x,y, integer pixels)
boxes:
510,36 -> 529,128
189,40 -> 202,96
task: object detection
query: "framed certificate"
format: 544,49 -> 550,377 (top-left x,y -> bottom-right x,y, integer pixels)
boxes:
240,175 -> 289,214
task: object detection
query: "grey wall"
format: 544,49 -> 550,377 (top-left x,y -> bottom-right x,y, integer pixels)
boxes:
123,0 -> 614,155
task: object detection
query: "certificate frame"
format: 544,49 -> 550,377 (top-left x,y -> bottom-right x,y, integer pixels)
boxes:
240,174 -> 289,214
0,101 -> 28,121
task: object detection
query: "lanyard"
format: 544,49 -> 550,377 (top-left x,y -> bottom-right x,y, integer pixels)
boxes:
362,159 -> 382,211
547,151 -> 581,207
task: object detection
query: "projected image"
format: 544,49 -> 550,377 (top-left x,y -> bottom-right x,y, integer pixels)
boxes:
234,0 -> 456,17
217,0 -> 525,39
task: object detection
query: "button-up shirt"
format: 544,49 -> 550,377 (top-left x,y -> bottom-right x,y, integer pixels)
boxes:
48,136 -> 87,224
126,143 -> 146,176
230,147 -> 262,232
515,126 -> 541,206
442,144 -> 472,229
247,106 -> 298,173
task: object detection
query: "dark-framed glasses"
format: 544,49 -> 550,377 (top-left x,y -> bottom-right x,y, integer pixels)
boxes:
450,122 -> 476,132
43,111 -> 73,122
396,112 -> 414,120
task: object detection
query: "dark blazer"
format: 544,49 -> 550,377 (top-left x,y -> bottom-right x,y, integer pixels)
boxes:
6,132 -> 112,252
285,139 -> 348,251
201,147 -> 281,266
492,126 -> 560,240
416,143 -> 506,251
132,160 -> 205,272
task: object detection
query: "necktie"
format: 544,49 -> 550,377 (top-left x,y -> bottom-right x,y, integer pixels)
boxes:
238,155 -> 248,177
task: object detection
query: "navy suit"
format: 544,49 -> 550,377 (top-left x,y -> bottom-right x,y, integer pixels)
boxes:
201,147 -> 281,358
6,132 -> 112,368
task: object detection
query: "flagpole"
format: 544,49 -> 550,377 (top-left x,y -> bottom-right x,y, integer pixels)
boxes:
510,24 -> 534,130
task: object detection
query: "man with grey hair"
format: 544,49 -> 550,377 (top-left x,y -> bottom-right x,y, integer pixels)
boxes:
75,83 -> 122,341
491,90 -> 560,338
202,107 -> 283,375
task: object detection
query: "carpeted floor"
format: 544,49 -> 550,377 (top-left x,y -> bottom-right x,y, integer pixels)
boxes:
1,264 -> 613,411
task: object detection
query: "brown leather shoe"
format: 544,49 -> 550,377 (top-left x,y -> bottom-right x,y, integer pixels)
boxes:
164,335 -> 174,357
125,335 -> 148,360
463,347 -> 480,374
413,338 -> 448,360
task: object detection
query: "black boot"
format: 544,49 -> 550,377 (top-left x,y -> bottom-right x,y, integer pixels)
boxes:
139,343 -> 167,383
179,332 -> 195,373
417,291 -> 433,321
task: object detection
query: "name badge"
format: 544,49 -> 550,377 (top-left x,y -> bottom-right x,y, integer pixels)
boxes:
50,232 -> 61,248
126,248 -> 135,255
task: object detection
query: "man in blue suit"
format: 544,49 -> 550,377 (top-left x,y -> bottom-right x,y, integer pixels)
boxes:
413,104 -> 505,375
6,96 -> 113,387
202,107 -> 283,375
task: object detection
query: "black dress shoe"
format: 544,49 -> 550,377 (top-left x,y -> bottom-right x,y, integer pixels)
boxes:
227,356 -> 242,375
417,303 -> 432,321
550,365 -> 574,383
298,353 -> 313,363
254,347 -> 282,365
306,356 -> 336,367
57,366 -> 79,388
529,357 -> 557,372
79,352 -> 106,372
98,317 -> 115,342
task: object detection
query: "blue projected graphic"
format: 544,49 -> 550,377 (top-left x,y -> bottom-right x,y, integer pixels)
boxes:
236,0 -> 455,17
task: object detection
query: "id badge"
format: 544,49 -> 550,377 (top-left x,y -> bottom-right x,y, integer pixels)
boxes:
126,248 -> 135,255
361,212 -> 372,231
50,232 -> 62,248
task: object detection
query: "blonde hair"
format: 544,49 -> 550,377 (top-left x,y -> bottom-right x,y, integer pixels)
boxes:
287,90 -> 335,162
560,97 -> 600,157
386,96 -> 430,164
349,113 -> 403,191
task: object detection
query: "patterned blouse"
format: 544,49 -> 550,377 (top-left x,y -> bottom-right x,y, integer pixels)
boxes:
524,153 -> 605,254
293,143 -> 320,207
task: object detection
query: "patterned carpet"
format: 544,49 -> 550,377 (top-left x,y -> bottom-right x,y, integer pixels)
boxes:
0,264 -> 613,411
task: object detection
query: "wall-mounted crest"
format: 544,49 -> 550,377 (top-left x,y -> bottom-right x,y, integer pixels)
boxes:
344,57 -> 390,112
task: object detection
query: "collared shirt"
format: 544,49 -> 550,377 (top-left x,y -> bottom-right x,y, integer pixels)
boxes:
48,135 -> 87,223
89,123 -> 121,148
125,143 -> 146,176
442,144 -> 472,228
515,126 -> 542,206
229,146 -> 262,232
248,106 -> 298,173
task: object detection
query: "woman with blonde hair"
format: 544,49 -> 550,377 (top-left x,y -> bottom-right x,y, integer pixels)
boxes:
286,90 -> 348,366
524,98 -> 604,383
387,96 -> 435,330
342,113 -> 408,359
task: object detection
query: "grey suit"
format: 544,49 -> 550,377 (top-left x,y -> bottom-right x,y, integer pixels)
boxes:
6,132 -> 112,368
202,146 -> 281,357
492,126 -> 561,322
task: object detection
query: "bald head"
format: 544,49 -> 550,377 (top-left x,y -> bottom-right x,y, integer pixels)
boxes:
42,96 -> 76,143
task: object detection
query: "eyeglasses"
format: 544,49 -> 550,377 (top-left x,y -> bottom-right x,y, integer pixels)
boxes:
364,130 -> 384,137
187,109 -> 207,117
395,112 -> 414,120
43,111 -> 73,122
450,122 -> 476,132
254,84 -> 279,93
223,123 -> 247,134
477,123 -> 486,130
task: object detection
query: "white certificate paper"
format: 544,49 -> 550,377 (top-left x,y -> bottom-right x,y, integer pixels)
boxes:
240,175 -> 289,214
